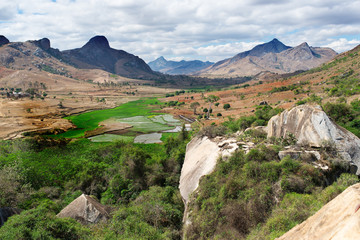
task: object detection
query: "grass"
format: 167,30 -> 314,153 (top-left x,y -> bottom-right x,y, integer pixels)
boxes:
54,98 -> 164,138
88,134 -> 134,143
161,132 -> 179,141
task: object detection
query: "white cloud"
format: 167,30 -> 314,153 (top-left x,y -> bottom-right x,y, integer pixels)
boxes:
325,38 -> 360,53
0,0 -> 360,62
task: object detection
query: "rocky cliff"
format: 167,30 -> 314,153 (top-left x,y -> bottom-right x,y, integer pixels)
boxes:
276,183 -> 360,240
179,135 -> 244,224
267,104 -> 360,174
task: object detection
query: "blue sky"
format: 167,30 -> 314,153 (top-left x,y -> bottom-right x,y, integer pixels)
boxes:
1,0 -> 360,62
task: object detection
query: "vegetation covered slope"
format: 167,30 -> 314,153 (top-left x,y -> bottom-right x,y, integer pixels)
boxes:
184,121 -> 359,240
0,129 -> 190,239
162,44 -> 360,128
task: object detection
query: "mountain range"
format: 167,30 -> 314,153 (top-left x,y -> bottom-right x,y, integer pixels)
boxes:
0,35 -> 158,80
198,38 -> 337,77
148,56 -> 213,75
0,36 -> 337,81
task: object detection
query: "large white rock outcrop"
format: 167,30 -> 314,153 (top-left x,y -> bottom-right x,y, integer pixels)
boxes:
57,194 -> 111,224
267,104 -> 360,174
179,136 -> 241,223
276,183 -> 360,240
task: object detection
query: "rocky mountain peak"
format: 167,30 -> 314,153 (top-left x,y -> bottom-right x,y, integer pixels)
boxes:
235,38 -> 291,59
0,35 -> 10,46
250,38 -> 291,56
154,56 -> 167,64
38,38 -> 51,50
298,42 -> 310,48
158,56 -> 166,61
28,38 -> 51,51
83,35 -> 110,49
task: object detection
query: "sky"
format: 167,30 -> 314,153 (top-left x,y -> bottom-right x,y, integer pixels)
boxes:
1,0 -> 360,63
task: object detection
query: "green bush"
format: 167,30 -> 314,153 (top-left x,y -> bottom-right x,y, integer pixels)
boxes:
184,143 -> 348,239
0,204 -> 90,240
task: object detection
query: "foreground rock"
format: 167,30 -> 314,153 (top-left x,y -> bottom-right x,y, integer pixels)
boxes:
277,183 -> 360,240
57,194 -> 111,224
0,207 -> 21,227
267,104 -> 360,174
179,135 -> 251,224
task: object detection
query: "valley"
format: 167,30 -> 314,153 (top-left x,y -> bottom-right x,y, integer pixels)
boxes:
0,33 -> 360,240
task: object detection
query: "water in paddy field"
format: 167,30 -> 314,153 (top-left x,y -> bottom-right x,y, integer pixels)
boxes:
88,115 -> 191,143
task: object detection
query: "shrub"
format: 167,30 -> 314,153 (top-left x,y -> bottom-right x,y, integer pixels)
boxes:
223,103 -> 231,110
0,204 -> 90,239
198,125 -> 227,138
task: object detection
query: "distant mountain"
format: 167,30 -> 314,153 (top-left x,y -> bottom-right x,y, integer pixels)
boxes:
61,36 -> 157,79
199,38 -> 337,77
148,56 -> 213,75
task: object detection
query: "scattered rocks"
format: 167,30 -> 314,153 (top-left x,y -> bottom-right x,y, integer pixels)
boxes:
278,149 -> 320,162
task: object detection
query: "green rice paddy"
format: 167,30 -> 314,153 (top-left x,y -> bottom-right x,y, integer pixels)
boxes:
55,98 -> 164,138
53,98 -> 184,143
115,116 -> 173,133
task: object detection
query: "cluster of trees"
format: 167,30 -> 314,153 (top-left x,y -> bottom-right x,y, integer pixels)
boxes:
189,95 -> 231,119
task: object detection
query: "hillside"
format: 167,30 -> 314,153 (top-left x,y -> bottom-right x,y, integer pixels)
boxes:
0,40 -> 359,240
199,38 -> 337,77
148,56 -> 213,75
62,36 -> 158,79
162,43 -> 360,127
0,37 -> 173,139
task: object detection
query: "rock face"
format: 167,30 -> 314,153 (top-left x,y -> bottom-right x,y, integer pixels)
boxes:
199,39 -> 337,77
0,36 -> 10,47
276,183 -> 360,240
179,136 -> 221,205
57,194 -> 111,224
62,35 -> 157,79
267,104 -> 360,174
35,38 -> 51,51
179,136 -> 244,224
0,207 -> 21,227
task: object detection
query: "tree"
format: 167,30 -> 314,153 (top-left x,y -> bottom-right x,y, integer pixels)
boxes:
190,102 -> 200,114
223,103 -> 231,110
206,95 -> 220,118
